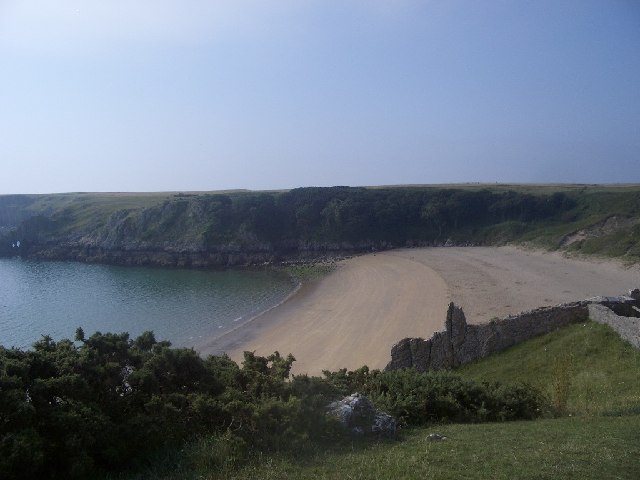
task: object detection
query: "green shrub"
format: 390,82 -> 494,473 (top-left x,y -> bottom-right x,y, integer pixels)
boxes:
0,331 -> 548,479
323,367 -> 548,426
0,334 -> 343,479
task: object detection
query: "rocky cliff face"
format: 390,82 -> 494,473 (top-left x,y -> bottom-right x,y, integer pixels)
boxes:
10,242 -> 369,268
1,196 -> 378,267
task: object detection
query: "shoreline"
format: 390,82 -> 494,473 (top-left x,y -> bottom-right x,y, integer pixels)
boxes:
196,275 -> 321,356
198,251 -> 451,374
196,261 -> 342,355
197,246 -> 639,376
198,276 -> 303,348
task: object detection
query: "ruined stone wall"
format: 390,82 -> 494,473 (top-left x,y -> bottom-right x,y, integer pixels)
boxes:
387,292 -> 640,372
385,297 -> 636,372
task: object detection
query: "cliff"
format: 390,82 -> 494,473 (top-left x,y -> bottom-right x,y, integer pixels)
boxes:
1,185 -> 639,267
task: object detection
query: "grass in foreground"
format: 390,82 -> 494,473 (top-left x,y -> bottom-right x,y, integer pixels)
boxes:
117,415 -> 640,480
232,416 -> 640,480
111,320 -> 640,480
457,321 -> 640,416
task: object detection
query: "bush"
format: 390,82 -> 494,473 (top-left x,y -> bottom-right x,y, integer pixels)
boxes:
323,367 -> 548,426
0,335 -> 341,479
0,332 -> 548,479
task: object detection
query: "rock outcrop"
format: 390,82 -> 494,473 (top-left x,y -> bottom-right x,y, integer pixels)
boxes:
386,293 -> 639,372
326,393 -> 396,437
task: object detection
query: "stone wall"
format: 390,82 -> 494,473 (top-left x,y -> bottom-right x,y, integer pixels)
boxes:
386,292 -> 639,372
588,299 -> 640,349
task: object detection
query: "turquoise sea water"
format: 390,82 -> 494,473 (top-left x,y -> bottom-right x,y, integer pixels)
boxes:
0,258 -> 295,350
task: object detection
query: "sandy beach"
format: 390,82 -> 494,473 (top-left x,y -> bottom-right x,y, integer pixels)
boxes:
198,247 -> 640,375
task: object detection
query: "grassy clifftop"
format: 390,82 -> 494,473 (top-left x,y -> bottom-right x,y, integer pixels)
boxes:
1,184 -> 639,264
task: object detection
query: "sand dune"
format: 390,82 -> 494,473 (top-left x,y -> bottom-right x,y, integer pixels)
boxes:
199,247 -> 639,375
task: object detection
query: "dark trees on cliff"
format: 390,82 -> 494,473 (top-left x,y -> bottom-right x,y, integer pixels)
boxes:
0,187 -> 577,258
198,187 -> 575,248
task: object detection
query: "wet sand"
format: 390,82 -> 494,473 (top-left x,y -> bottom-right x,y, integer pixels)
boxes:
198,247 -> 639,375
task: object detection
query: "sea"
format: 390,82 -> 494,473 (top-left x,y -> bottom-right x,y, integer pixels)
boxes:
0,257 -> 295,350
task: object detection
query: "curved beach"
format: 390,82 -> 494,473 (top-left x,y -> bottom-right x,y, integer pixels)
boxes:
198,247 -> 640,375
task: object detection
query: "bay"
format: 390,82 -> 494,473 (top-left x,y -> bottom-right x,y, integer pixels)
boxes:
0,258 -> 295,350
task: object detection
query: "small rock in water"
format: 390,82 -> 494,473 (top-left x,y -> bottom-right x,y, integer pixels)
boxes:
427,433 -> 447,442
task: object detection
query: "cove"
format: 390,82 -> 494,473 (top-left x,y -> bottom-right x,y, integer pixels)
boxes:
0,257 -> 295,350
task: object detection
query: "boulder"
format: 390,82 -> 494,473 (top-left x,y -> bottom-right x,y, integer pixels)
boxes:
427,433 -> 447,442
326,393 -> 396,437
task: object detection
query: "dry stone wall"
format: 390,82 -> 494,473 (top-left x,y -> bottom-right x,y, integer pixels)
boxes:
587,289 -> 640,349
386,292 -> 639,372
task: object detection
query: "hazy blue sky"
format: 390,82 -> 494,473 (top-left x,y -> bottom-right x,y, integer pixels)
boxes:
1,1 -> 638,193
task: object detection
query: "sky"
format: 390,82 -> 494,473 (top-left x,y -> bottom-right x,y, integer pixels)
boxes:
0,1 -> 638,194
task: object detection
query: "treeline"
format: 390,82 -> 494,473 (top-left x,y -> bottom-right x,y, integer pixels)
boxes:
200,187 -> 575,247
2,187 -> 576,253
0,331 -> 548,479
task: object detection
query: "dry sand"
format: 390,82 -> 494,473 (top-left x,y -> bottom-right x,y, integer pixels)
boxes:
198,247 -> 640,375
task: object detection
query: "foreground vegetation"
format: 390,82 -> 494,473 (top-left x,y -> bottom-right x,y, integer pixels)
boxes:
1,184 -> 639,263
152,416 -> 637,480
1,329 -> 546,479
2,320 -> 639,479
110,321 -> 639,480
458,321 -> 640,416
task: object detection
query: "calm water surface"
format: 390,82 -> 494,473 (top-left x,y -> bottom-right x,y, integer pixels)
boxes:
0,258 -> 294,349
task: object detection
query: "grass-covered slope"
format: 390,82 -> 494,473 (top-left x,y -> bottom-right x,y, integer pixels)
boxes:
514,186 -> 640,260
106,320 -> 640,480
1,311 -> 637,479
457,321 -> 640,416
156,416 -> 637,480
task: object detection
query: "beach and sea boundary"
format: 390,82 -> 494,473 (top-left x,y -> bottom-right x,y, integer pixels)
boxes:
198,246 -> 640,375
